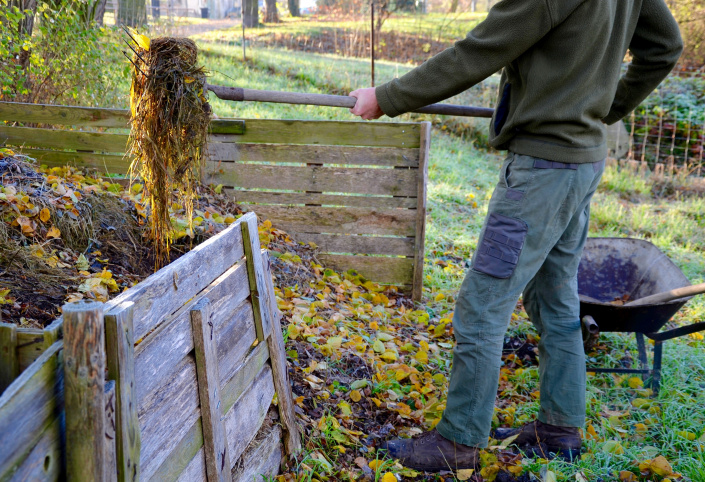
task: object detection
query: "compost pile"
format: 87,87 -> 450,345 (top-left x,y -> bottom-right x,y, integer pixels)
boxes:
127,34 -> 212,266
0,152 -> 240,327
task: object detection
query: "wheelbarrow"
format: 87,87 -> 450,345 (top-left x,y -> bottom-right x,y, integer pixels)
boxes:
577,237 -> 705,394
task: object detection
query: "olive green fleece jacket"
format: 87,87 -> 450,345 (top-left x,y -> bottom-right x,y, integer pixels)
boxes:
375,0 -> 683,163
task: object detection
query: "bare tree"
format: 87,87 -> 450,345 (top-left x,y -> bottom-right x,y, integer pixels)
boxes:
289,0 -> 300,16
264,0 -> 279,22
243,0 -> 258,27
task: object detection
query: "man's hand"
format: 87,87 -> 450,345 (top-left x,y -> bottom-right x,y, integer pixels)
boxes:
349,87 -> 384,120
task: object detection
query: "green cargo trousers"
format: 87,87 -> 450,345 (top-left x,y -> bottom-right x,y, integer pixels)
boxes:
435,152 -> 605,447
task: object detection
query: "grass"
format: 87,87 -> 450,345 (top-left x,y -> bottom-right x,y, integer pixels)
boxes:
90,23 -> 705,480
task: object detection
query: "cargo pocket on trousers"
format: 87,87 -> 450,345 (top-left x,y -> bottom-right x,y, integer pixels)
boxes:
473,213 -> 528,279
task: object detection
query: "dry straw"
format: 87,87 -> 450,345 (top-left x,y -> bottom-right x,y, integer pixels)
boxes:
126,33 -> 211,266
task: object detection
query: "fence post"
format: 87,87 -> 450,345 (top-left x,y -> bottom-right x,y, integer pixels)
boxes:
0,323 -> 19,392
63,300 -> 108,480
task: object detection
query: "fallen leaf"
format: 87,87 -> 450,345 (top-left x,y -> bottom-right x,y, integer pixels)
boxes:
457,468 -> 474,480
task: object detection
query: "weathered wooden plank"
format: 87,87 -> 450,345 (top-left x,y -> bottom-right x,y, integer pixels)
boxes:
138,354 -> 201,481
42,316 -> 63,349
207,143 -> 419,167
105,303 -> 141,482
6,416 -> 62,482
228,190 -> 418,209
293,233 -> 415,256
262,251 -> 301,457
0,126 -> 128,153
205,162 -> 418,197
215,298 -> 258,388
151,419 -> 204,482
317,254 -> 415,285
63,301 -> 106,481
0,323 -> 19,392
224,364 -> 275,464
105,380 -> 118,482
0,101 -> 130,127
247,205 -> 417,237
211,119 -> 421,148
413,122 -> 431,301
133,261 -> 250,407
0,341 -> 62,480
241,217 -> 271,341
231,423 -> 283,482
220,341 -> 269,414
16,329 -> 44,373
15,148 -> 131,173
176,447 -> 207,482
191,298 -> 231,482
111,212 -> 249,342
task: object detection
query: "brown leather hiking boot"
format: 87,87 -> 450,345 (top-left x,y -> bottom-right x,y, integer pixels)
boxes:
493,420 -> 582,460
379,429 -> 479,471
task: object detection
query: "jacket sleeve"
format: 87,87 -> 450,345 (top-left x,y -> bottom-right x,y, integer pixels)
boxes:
375,0 -> 554,117
603,0 -> 683,125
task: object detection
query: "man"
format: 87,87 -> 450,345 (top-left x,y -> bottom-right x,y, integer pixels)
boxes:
349,0 -> 682,472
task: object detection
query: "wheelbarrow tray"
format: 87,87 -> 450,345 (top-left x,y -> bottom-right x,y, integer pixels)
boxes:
578,238 -> 693,333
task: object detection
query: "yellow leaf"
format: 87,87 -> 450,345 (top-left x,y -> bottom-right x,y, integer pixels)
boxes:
434,292 -> 445,301
627,377 -> 644,389
368,460 -> 382,471
373,339 -> 385,353
214,184 -> 223,194
380,351 -> 397,362
677,430 -> 696,441
649,455 -> 674,476
184,76 -> 195,83
46,226 -> 61,238
350,390 -> 362,402
602,440 -> 624,454
415,350 -> 428,364
133,32 -> 151,51
39,208 -> 50,223
619,471 -> 638,482
381,473 -> 397,482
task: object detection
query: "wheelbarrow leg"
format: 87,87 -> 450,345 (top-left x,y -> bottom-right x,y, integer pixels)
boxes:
636,333 -> 648,370
651,340 -> 663,395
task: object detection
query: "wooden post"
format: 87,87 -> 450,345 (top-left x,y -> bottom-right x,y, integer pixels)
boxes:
241,213 -> 271,342
262,250 -> 301,457
191,298 -> 231,481
63,300 -> 108,481
412,122 -> 431,302
0,322 -> 19,392
105,380 -> 118,482
105,302 -> 141,482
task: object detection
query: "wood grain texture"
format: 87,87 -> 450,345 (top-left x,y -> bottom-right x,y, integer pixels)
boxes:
150,419 -> 204,482
191,298 -> 231,482
413,122 -> 431,302
104,380 -> 118,482
133,262 -> 251,408
6,416 -> 63,481
110,212 -> 249,342
42,317 -> 63,349
247,205 -> 417,237
231,423 -> 283,482
63,300 -> 106,481
228,190 -> 417,209
0,101 -> 130,127
15,148 -> 131,174
0,323 -> 19,392
220,341 -> 269,414
0,126 -> 128,153
207,143 -> 419,167
16,329 -> 44,374
205,162 -> 418,197
223,364 -> 275,464
262,251 -> 301,457
210,118 -> 421,148
105,303 -> 141,482
0,341 -> 62,481
293,233 -> 415,256
138,354 -> 201,481
241,217 -> 271,341
317,254 -> 414,285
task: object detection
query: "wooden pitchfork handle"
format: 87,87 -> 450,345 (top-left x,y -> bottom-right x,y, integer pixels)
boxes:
206,84 -> 495,118
625,281 -> 705,307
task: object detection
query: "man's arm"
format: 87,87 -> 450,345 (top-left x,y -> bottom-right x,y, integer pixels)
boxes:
603,0 -> 683,125
366,0 -> 554,118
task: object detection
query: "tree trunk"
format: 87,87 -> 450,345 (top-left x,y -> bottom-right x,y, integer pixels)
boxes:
243,0 -> 258,27
94,0 -> 108,25
471,0 -> 477,12
448,0 -> 458,14
264,0 -> 279,22
10,0 -> 37,72
288,0 -> 300,17
118,0 -> 147,27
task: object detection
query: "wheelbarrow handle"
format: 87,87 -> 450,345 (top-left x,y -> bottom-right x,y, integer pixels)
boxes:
625,281 -> 705,307
206,84 -> 495,118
